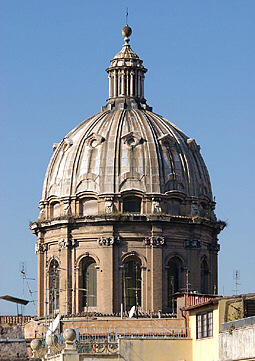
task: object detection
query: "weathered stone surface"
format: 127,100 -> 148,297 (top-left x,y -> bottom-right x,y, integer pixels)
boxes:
0,325 -> 28,358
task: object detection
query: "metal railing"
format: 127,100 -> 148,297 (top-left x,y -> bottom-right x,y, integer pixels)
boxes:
221,315 -> 255,332
76,326 -> 189,354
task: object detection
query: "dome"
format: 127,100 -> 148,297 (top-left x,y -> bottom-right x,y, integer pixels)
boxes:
42,109 -> 212,201
39,25 -> 215,221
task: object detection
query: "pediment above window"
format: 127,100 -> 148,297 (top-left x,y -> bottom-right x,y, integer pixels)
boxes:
122,131 -> 144,148
85,133 -> 105,148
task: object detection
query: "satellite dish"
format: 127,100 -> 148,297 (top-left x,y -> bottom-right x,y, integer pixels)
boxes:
46,314 -> 60,337
129,306 -> 135,319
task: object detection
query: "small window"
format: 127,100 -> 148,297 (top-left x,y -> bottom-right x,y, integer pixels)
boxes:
196,310 -> 213,339
123,197 -> 141,213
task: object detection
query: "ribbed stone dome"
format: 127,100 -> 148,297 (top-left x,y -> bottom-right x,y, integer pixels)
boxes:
39,25 -> 215,221
42,109 -> 212,201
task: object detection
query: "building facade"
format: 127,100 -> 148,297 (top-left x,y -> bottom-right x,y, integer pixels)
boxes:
30,25 -> 225,318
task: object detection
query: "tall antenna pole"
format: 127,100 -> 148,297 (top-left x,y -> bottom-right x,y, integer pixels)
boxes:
233,270 -> 240,296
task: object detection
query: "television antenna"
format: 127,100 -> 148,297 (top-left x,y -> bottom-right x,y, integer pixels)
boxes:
20,262 -> 36,315
233,270 -> 241,296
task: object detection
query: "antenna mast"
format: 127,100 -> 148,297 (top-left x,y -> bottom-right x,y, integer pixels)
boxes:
20,264 -> 36,315
233,270 -> 240,295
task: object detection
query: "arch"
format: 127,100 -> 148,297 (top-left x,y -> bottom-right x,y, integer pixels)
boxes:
201,257 -> 209,294
166,256 -> 184,312
120,251 -> 147,268
121,255 -> 142,311
79,257 -> 97,309
48,258 -> 59,315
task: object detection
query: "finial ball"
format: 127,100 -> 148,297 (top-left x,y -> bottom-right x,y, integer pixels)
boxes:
122,25 -> 132,38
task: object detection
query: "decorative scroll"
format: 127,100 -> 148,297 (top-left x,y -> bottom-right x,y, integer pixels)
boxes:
184,239 -> 203,249
58,238 -> 70,250
144,236 -> 165,247
35,242 -> 47,255
98,236 -> 121,246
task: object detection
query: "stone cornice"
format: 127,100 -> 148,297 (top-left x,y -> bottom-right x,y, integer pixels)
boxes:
30,214 -> 226,235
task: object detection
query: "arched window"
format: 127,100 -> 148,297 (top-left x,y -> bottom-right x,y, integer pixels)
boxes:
80,258 -> 97,309
80,198 -> 98,216
49,259 -> 59,315
167,257 -> 183,312
123,197 -> 141,213
51,202 -> 60,218
122,259 -> 141,311
201,259 -> 209,294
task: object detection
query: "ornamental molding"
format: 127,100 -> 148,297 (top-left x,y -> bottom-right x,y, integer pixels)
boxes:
187,138 -> 201,152
98,236 -> 121,246
85,133 -> 105,148
184,239 -> 203,249
144,236 -> 165,247
122,131 -> 143,148
58,238 -> 70,250
35,242 -> 47,255
158,134 -> 176,147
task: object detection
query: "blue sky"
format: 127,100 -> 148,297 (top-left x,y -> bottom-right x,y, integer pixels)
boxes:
1,0 -> 255,315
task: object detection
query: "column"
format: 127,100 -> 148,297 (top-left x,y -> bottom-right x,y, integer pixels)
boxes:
118,70 -> 121,96
137,71 -> 141,98
71,241 -> 77,314
151,244 -> 163,312
134,71 -> 137,97
126,70 -> 129,96
130,71 -> 134,96
114,70 -> 117,97
121,71 -> 125,95
58,227 -> 71,316
108,74 -> 112,98
36,232 -> 45,317
141,75 -> 145,98
98,236 -> 114,313
145,234 -> 164,312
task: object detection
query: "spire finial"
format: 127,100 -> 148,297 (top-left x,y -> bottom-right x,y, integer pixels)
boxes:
122,23 -> 132,45
126,7 -> 128,25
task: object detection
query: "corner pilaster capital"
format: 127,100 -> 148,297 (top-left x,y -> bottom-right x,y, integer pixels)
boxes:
35,242 -> 47,255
